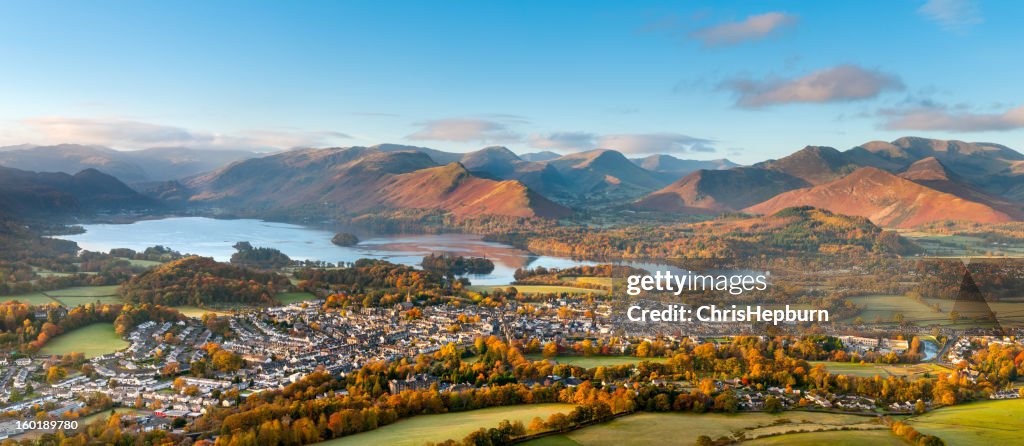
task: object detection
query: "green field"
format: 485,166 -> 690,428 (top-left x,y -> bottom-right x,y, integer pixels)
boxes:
900,232 -> 1024,257
845,295 -> 946,325
906,399 -> 1024,445
118,258 -> 163,267
810,361 -> 952,378
317,404 -> 575,446
39,323 -> 127,358
2,285 -> 122,307
47,285 -> 123,306
524,411 -> 884,446
277,292 -> 319,304
844,294 -> 1024,328
173,305 -> 233,318
525,354 -> 668,368
468,285 -> 608,295
738,430 -> 906,446
1,292 -> 59,306
561,276 -> 612,288
79,408 -> 147,426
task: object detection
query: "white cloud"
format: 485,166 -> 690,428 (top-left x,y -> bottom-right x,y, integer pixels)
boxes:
528,132 -> 596,150
14,116 -> 350,151
880,104 -> 1024,132
918,0 -> 982,32
690,12 -> 798,46
598,133 -> 715,154
722,65 -> 904,108
406,118 -> 520,143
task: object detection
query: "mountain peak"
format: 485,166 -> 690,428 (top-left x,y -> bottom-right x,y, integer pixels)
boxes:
756,144 -> 853,185
899,157 -> 954,181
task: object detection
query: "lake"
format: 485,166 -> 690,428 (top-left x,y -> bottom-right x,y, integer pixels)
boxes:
56,217 -> 593,285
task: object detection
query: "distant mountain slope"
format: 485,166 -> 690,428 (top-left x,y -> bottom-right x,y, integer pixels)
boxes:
745,167 -> 1019,228
520,151 -> 561,162
755,146 -> 859,185
459,146 -> 570,197
898,157 -> 1024,219
845,137 -> 1024,197
181,147 -> 569,219
631,154 -> 738,174
634,167 -> 809,213
539,149 -> 669,203
0,144 -> 259,184
0,166 -> 154,217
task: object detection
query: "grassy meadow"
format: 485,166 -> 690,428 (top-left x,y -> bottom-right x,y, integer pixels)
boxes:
810,361 -> 952,378
317,404 -> 575,446
524,411 -> 885,446
906,399 -> 1024,445
39,323 -> 127,358
524,354 -> 668,368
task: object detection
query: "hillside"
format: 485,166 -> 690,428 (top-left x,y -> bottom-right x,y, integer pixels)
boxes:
755,146 -> 859,185
634,167 -> 808,213
630,155 -> 738,175
459,146 -> 571,197
745,167 -> 1019,228
180,147 -> 570,219
0,166 -> 154,217
119,256 -> 291,307
0,144 -> 257,183
541,149 -> 669,202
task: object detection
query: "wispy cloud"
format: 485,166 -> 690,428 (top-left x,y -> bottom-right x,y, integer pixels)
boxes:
879,103 -> 1024,132
528,132 -> 596,151
15,116 -> 349,151
721,65 -> 904,108
690,12 -> 798,46
406,118 -> 520,143
598,133 -> 715,154
918,0 -> 982,32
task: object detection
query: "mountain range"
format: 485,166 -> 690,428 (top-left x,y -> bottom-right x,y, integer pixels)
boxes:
1,137 -> 1023,228
0,166 -> 153,217
0,144 -> 259,184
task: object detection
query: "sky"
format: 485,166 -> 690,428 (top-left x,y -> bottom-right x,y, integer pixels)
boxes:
1,0 -> 1022,164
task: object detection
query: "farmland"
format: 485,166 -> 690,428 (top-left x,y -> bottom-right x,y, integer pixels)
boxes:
39,323 -> 128,358
524,411 -> 885,446
317,404 -> 575,446
524,354 -> 668,368
906,399 -> 1024,446
810,361 -> 952,378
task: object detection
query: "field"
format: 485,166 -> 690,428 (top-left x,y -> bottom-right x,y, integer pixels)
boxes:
467,285 -> 608,295
317,403 -> 575,446
174,305 -> 233,318
46,285 -> 123,306
738,430 -> 906,446
810,361 -> 952,378
844,295 -> 946,325
844,294 -> 1024,328
906,399 -> 1024,445
560,276 -> 612,288
899,232 -> 1024,257
525,354 -> 668,368
78,408 -> 147,426
524,411 -> 885,446
1,291 -> 59,306
277,292 -> 319,304
39,323 -> 128,358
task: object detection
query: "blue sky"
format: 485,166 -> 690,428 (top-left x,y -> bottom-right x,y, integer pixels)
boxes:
1,0 -> 1022,163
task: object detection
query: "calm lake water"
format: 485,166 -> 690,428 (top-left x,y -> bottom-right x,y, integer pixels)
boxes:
56,217 -> 593,285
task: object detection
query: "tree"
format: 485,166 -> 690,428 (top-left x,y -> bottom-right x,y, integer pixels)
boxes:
542,342 -> 558,358
695,435 -> 714,446
46,366 -> 67,384
764,396 -> 782,414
